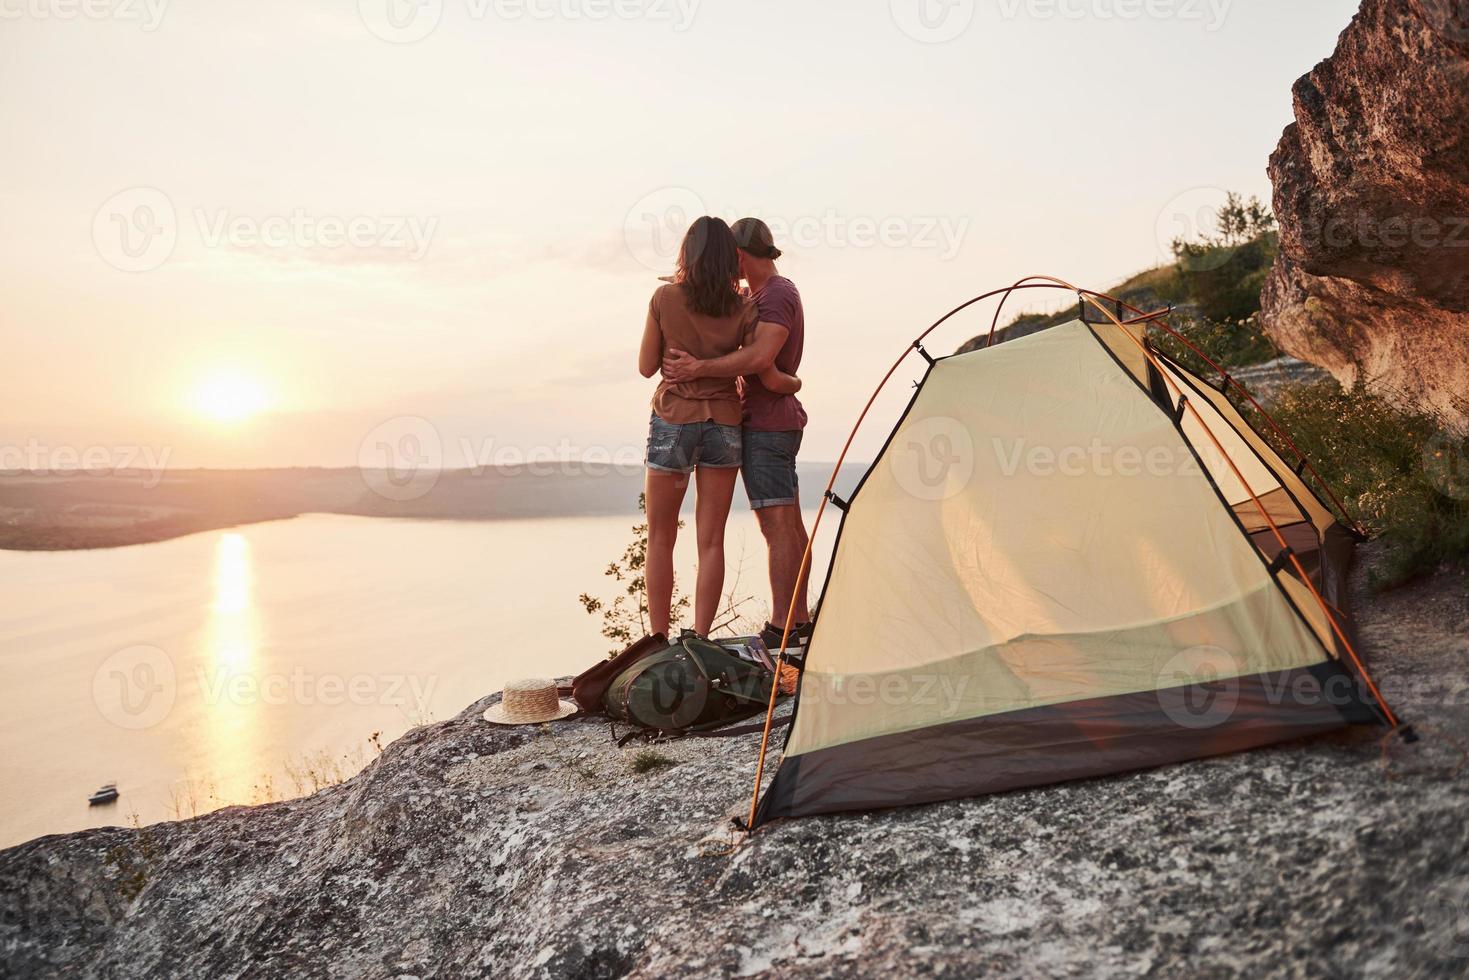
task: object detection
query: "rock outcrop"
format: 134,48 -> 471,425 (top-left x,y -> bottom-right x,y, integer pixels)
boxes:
1263,0 -> 1469,429
2,547 -> 1468,978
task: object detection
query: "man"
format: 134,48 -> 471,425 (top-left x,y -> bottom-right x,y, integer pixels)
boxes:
661,217 -> 813,655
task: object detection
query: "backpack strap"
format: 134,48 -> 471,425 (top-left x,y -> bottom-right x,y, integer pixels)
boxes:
685,715 -> 793,739
611,715 -> 792,747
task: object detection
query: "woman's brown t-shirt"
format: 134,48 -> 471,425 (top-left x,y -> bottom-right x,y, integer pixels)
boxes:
648,282 -> 758,426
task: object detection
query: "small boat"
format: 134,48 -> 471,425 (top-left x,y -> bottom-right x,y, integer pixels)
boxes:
88,783 -> 119,806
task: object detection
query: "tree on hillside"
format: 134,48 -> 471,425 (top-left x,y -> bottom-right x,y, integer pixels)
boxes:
1172,192 -> 1278,322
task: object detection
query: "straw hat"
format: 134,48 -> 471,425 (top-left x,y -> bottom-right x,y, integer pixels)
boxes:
482,678 -> 578,725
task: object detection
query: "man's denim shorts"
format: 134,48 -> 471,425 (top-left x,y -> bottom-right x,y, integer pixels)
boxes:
645,412 -> 743,475
743,429 -> 803,509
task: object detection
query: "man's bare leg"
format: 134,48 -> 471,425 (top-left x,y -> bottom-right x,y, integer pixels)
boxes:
755,500 -> 811,629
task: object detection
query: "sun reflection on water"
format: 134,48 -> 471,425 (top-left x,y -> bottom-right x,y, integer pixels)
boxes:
201,531 -> 261,803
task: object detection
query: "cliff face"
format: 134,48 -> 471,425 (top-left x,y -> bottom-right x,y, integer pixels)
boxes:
1263,0 -> 1469,428
2,547 -> 1469,979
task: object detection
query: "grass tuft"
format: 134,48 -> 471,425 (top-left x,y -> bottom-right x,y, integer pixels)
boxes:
630,749 -> 676,775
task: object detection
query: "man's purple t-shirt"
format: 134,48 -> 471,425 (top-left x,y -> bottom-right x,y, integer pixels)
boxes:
742,275 -> 808,432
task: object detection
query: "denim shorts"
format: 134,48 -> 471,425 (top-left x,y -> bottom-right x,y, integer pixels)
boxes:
645,413 -> 743,475
743,429 -> 803,509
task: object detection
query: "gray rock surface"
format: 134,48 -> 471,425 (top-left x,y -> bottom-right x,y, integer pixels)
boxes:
2,546 -> 1467,978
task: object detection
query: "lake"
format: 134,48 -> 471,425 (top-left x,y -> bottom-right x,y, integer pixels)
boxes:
0,510 -> 832,848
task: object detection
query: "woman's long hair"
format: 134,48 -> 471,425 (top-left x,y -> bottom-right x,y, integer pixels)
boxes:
675,216 -> 743,318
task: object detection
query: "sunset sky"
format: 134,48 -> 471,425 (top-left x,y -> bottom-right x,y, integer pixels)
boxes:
1,0 -> 1359,471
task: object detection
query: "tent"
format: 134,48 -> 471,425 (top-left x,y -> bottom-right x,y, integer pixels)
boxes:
749,282 -> 1399,827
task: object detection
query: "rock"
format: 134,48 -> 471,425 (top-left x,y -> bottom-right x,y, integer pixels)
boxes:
1262,0 -> 1469,429
2,548 -> 1468,977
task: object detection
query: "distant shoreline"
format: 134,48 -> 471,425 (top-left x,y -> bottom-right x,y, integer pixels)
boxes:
0,464 -> 863,552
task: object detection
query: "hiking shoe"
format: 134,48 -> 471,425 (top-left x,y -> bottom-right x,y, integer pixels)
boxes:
760,621 -> 813,659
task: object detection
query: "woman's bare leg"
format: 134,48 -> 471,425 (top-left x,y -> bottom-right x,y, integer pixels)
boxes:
644,469 -> 689,637
692,465 -> 739,637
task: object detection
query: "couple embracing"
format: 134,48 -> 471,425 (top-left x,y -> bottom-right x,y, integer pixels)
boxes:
638,216 -> 811,652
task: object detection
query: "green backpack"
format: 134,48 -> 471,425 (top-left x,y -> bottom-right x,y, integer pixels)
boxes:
604,634 -> 781,734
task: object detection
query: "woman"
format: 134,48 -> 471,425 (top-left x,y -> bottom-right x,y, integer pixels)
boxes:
639,216 -> 801,638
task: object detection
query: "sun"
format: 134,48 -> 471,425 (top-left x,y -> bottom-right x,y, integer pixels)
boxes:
190,371 -> 272,424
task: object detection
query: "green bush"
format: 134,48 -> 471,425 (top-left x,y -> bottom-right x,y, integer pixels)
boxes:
1169,192 -> 1278,323
1254,382 -> 1469,589
1173,233 -> 1279,322
1152,309 -> 1280,373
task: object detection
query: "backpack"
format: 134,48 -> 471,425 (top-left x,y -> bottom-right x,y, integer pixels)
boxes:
577,633 -> 785,736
